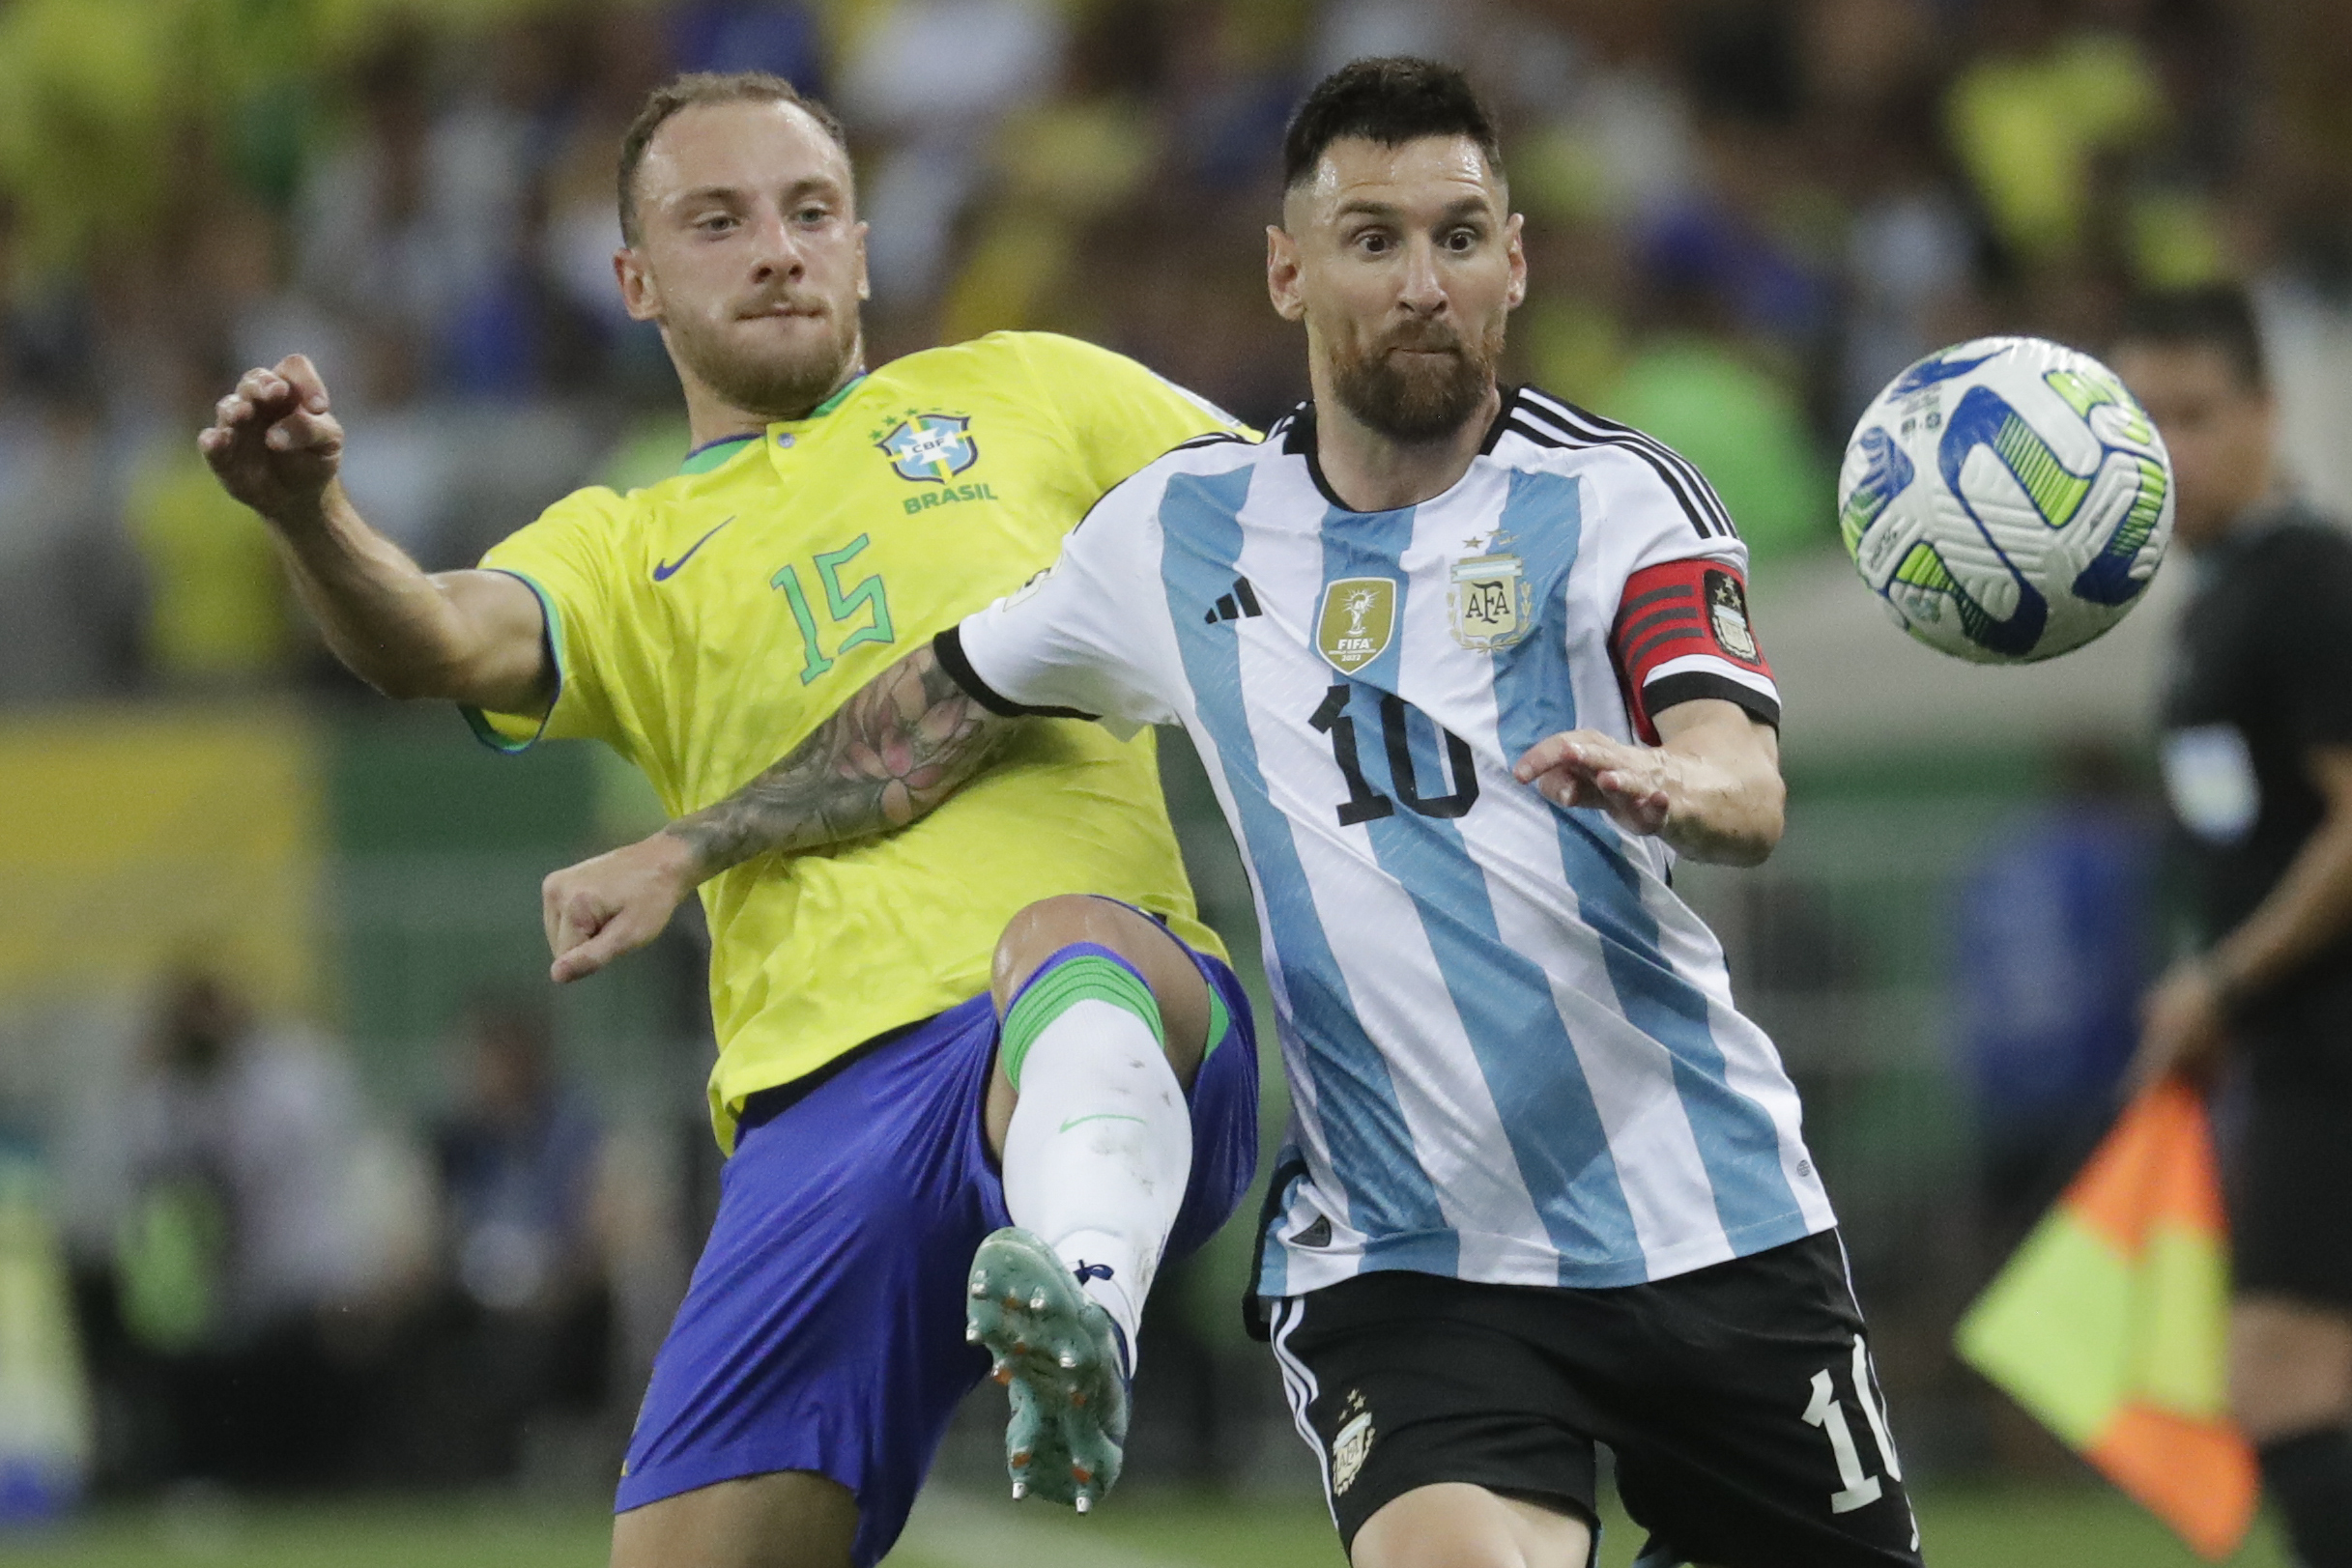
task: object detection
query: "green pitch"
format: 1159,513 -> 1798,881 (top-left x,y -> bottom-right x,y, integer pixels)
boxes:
0,1486 -> 2291,1566
897,1486 -> 2289,1568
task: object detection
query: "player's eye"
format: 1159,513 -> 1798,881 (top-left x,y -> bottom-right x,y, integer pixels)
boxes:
696,214 -> 737,235
1443,227 -> 1480,252
794,205 -> 829,226
1354,231 -> 1391,255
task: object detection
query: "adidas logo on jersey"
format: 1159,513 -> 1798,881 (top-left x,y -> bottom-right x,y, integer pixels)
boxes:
1203,577 -> 1264,624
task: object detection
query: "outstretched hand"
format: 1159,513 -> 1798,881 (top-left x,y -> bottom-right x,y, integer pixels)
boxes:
1513,728 -> 1674,838
542,833 -> 700,984
197,354 -> 344,524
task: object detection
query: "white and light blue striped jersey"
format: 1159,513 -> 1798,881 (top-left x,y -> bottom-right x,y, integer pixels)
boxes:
942,387 -> 1838,1295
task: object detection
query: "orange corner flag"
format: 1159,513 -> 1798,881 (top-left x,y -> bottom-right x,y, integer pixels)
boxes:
1956,1079 -> 2257,1560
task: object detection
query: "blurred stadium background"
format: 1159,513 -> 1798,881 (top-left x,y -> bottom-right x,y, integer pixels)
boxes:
0,0 -> 2346,1560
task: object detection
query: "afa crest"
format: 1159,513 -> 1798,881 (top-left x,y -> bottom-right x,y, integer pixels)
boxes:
1705,569 -> 1760,661
1448,534 -> 1532,652
1329,1390 -> 1376,1497
875,413 -> 979,483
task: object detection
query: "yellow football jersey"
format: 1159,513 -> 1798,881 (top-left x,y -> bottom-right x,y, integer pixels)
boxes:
467,331 -> 1243,1150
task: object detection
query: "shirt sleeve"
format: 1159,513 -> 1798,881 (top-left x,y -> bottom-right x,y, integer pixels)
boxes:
2267,530 -> 2352,752
934,470 -> 1176,732
1591,449 -> 1782,743
462,489 -> 632,753
1015,332 -> 1251,498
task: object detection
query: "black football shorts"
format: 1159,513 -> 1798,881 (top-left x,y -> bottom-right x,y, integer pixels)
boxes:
1267,1230 -> 1924,1568
2227,1073 -> 2352,1309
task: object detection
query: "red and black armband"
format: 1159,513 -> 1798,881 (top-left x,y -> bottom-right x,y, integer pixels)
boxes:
1609,557 -> 1781,744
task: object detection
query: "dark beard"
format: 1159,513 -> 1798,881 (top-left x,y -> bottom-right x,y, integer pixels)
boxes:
668,308 -> 860,419
1331,321 -> 1500,442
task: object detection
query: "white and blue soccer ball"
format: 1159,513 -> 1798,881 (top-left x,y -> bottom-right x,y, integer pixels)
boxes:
1838,335 -> 2174,663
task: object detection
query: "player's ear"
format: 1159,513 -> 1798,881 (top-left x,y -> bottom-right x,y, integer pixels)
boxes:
1505,212 -> 1528,311
616,245 -> 662,324
1268,225 -> 1305,324
854,218 -> 872,302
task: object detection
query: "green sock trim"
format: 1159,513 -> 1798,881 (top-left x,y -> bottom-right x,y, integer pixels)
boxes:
1202,982 -> 1230,1063
1001,955 -> 1163,1090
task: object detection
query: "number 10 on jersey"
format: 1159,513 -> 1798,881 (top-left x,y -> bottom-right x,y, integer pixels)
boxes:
1804,1335 -> 1904,1515
1308,683 -> 1480,826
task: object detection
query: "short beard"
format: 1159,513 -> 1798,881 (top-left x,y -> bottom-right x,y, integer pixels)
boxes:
1330,317 -> 1502,442
666,307 -> 861,420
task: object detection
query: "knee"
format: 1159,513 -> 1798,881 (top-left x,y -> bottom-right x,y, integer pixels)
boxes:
992,897 -> 1115,1001
990,897 -> 1213,1082
991,896 -> 1172,1011
999,895 -> 1112,954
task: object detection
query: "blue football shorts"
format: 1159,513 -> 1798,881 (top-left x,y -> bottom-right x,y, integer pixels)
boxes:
616,930 -> 1259,1565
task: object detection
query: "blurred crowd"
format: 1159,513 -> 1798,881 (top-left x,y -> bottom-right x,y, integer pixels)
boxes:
57,969 -> 642,1492
2,0 -> 2349,704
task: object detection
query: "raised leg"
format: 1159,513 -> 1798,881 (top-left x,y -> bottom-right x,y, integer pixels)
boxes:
969,895 -> 1218,1512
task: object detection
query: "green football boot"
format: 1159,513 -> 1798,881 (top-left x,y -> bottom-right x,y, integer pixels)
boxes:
964,1226 -> 1132,1514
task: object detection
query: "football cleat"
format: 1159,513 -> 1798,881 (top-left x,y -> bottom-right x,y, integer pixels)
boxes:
964,1227 -> 1130,1513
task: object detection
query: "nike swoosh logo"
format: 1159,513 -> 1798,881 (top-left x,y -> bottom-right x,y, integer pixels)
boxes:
1059,1113 -> 1146,1133
652,516 -> 734,581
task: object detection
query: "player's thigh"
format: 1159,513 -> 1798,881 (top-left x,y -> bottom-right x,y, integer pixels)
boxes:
1598,1233 -> 1921,1568
1352,1482 -> 1592,1568
618,1008 -> 1001,1562
2230,1293 -> 2352,1440
1269,1279 -> 1601,1562
611,1469 -> 857,1568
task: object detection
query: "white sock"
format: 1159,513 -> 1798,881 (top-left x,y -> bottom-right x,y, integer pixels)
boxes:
999,954 -> 1192,1370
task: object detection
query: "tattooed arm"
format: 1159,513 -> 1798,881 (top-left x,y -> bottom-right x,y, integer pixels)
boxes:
539,642 -> 1012,983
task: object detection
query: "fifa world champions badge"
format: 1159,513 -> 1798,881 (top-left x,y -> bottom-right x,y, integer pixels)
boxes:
1448,532 -> 1532,651
1316,578 -> 1398,674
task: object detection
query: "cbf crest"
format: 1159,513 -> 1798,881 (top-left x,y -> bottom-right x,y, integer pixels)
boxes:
1316,578 -> 1397,674
875,413 -> 978,483
1448,531 -> 1533,652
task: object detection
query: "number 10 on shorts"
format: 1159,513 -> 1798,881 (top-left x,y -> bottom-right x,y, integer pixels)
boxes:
1802,1336 -> 1903,1513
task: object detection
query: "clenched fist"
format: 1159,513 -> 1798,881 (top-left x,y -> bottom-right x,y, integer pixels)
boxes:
197,355 -> 345,526
542,832 -> 702,984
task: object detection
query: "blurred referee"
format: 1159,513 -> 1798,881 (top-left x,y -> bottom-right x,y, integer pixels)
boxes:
2118,285 -> 2352,1568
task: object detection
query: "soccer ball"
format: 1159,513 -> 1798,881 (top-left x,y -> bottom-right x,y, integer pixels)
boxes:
1837,336 -> 2174,663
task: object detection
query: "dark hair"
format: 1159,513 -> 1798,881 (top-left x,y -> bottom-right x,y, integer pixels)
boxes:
1281,57 -> 1505,191
617,71 -> 851,245
2115,284 -> 2268,392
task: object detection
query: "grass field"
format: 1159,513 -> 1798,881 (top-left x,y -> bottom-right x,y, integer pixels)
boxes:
0,1485 -> 2292,1567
